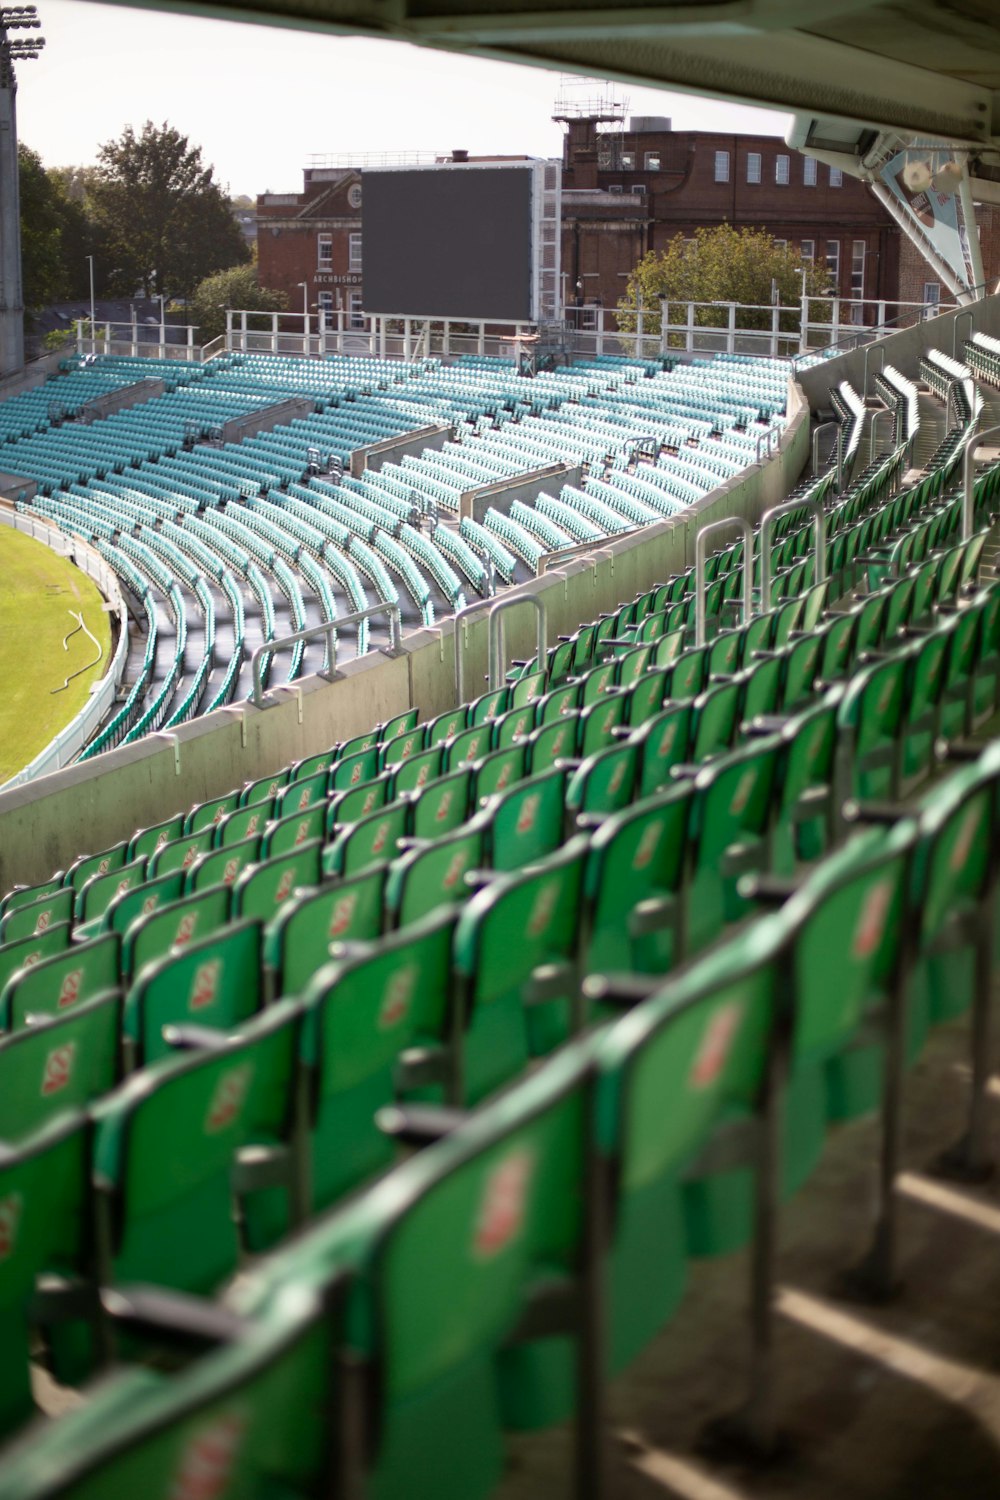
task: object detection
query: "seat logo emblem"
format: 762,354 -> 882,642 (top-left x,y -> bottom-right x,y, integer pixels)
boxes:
41,1042 -> 76,1096
527,880 -> 558,936
294,820 -> 311,847
950,805 -> 981,873
57,968 -> 83,1009
633,822 -> 661,871
205,1064 -> 253,1134
691,1003 -> 743,1088
169,1410 -> 246,1500
379,965 -> 416,1030
298,789 -> 312,811
474,1150 -> 534,1259
435,791 -> 453,822
852,879 -> 893,959
222,858 -> 241,886
371,820 -> 391,854
328,894 -> 357,937
174,912 -> 199,947
190,958 -> 222,1011
516,794 -> 540,834
729,768 -> 757,817
34,910 -> 51,933
275,868 -> 296,902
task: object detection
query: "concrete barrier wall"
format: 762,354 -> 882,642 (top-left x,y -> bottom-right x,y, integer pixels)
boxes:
220,396 -> 314,446
0,385 -> 810,892
350,424 -> 452,479
0,347 -> 71,403
459,462 -> 579,523
0,472 -> 36,503
80,378 -> 165,424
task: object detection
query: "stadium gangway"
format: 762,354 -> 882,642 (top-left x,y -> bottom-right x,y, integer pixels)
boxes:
759,495 -> 827,615
453,593 -> 547,704
249,602 -> 402,708
812,420 -> 845,493
695,516 -> 754,648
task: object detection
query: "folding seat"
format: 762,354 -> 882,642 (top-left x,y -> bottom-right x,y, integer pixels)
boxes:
324,773 -> 390,834
407,765 -> 474,839
688,676 -> 743,764
75,857 -> 148,927
0,1280 -> 344,1500
387,744 -> 443,798
426,704 -> 468,746
273,769 -> 329,818
122,885 -> 230,984
330,744 -> 379,791
214,800 -> 273,848
148,827 -> 215,878
0,876 -> 67,926
483,766 -> 569,872
0,890 -> 72,948
382,707 -> 420,742
491,700 -> 538,748
650,626 -> 686,669
898,624 -> 952,789
93,999 -> 305,1298
325,799 -> 410,877
535,679 -> 582,724
232,842 -> 323,923
386,818 -> 489,929
185,834 -> 262,894
0,931 -> 120,1031
566,741 -> 639,824
0,1111 -> 92,1439
124,919 -> 265,1070
64,842 -> 128,898
291,745 -> 341,782
184,791 -> 241,837
664,642 -> 707,700
240,764 -> 291,806
837,649 -> 910,801
707,627 -> 742,680
469,686 -> 509,726
454,837 -> 589,1102
0,989 -> 121,1139
577,692 -> 627,760
585,784 -> 692,980
444,721 -> 494,769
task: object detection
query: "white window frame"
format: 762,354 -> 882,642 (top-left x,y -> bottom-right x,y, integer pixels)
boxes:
775,154 -> 790,185
826,239 -> 841,285
348,233 -> 362,273
923,282 -> 942,307
800,238 -> 815,262
644,151 -> 660,171
746,152 -> 761,184
349,292 -> 364,329
803,157 -> 818,187
620,151 -> 635,170
851,239 -> 866,300
317,290 -> 333,313
829,166 -> 843,187
714,150 -> 730,183
317,233 -> 332,269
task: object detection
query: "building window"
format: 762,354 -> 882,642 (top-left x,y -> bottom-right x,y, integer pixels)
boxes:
747,152 -> 761,184
644,151 -> 660,171
349,292 -> 364,329
851,239 -> 865,302
775,154 -> 790,185
317,291 -> 333,317
800,238 -> 815,262
608,184 -> 624,194
829,166 -> 843,187
317,234 -> 332,269
633,184 -> 647,197
803,157 -> 818,186
774,239 -> 787,253
826,239 -> 840,285
714,150 -> 730,183
923,282 -> 941,310
348,233 -> 362,273
620,151 -> 635,170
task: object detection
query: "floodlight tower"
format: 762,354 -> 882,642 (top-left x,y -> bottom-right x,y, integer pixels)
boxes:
0,6 -> 45,380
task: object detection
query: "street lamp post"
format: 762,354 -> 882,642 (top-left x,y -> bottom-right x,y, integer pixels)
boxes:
158,293 -> 166,355
297,280 -> 309,354
86,254 -> 95,350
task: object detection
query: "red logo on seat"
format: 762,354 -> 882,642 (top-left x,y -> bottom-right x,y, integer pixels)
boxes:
205,1064 -> 253,1134
0,1193 -> 23,1263
729,769 -> 757,817
174,912 -> 199,947
415,765 -> 431,788
97,858 -> 110,876
142,895 -> 158,915
182,844 -> 201,869
328,894 -> 357,937
222,858 -> 241,886
156,830 -> 170,850
245,814 -> 260,837
190,958 -> 222,1011
496,764 -> 513,791
400,735 -> 416,758
852,879 -> 893,959
298,789 -> 312,811
690,1003 -> 743,1088
608,761 -> 627,795
950,805 -> 982,873
657,724 -> 677,758
362,789 -> 379,814
116,877 -> 132,898
516,794 -> 540,835
41,1042 -> 76,1096
632,823 -> 661,871
350,764 -> 363,784
473,1150 -> 534,1259
379,964 -> 416,1030
294,820 -> 311,848
57,968 -> 84,1009
371,820 -> 391,854
526,880 -> 558,936
443,851 -> 467,890
34,910 -> 51,934
435,791 -> 453,822
275,868 -> 296,903
168,1410 -> 246,1500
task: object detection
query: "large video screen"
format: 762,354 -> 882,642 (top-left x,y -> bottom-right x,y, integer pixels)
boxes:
362,166 -> 534,321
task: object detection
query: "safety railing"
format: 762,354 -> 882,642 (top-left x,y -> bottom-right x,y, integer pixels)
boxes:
454,593 -> 547,704
694,517 -> 753,648
811,420 -> 843,493
962,417 -> 1000,541
759,495 -> 826,615
249,604 -> 401,709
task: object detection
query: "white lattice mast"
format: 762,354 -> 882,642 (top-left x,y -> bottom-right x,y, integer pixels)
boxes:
0,6 -> 44,380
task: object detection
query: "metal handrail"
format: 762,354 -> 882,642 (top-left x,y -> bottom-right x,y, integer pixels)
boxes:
869,407 -> 896,465
488,595 -> 547,694
962,416 -> 1000,541
249,603 -> 401,708
811,420 -> 842,493
454,593 -> 548,703
945,375 -> 972,434
953,309 -> 975,362
862,341 -> 886,399
759,495 -> 826,615
537,538 -> 628,575
694,516 -> 753,648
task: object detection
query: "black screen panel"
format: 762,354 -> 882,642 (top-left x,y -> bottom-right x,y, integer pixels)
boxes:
363,167 -> 533,321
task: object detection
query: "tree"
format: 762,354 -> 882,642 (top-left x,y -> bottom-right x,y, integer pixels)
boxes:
188,263 -> 286,342
90,121 -> 249,300
18,145 -> 68,308
617,224 -> 832,344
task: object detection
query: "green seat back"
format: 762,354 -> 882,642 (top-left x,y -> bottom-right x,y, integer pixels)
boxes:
185,835 -> 262,894
124,885 -> 231,983
77,858 -> 147,924
585,785 -> 692,977
410,766 -> 473,839
325,801 -> 410,878
185,791 -> 240,837
485,767 -> 568,872
265,865 -> 387,997
128,815 -> 185,863
387,819 -> 488,928
0,888 -> 73,945
233,842 -> 323,922
1,932 -> 120,1031
125,918 -> 264,1067
688,738 -> 780,952
148,828 -> 214,878
0,991 -> 120,1140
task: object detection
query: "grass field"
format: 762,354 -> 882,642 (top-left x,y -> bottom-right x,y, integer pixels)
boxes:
0,526 -> 114,785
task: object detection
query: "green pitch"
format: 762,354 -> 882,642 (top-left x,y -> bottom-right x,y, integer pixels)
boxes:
0,525 -> 114,785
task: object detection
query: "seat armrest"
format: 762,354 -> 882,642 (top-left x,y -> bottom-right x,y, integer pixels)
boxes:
736,873 -> 799,906
842,798 -> 911,826
376,1104 -> 467,1146
162,1024 -> 229,1053
100,1285 -> 247,1352
582,972 -> 659,1010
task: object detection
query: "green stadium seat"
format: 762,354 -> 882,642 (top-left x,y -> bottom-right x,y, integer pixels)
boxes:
0,887 -> 73,945
0,932 -> 120,1031
0,990 -> 121,1139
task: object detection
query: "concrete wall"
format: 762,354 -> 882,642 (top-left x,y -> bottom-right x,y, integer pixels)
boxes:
0,347 -> 72,403
220,396 -> 314,446
0,385 -> 809,893
0,472 -> 36,503
350,423 -> 451,479
80,378 -> 165,424
459,462 -> 578,523
796,293 -> 1000,409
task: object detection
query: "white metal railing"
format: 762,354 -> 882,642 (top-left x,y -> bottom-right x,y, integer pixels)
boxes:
0,513 -> 129,788
74,320 -> 201,361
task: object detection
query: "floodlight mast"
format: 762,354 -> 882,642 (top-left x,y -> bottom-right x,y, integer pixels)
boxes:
0,6 -> 45,380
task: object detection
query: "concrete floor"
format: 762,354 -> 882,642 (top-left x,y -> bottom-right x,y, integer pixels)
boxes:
498,1021 -> 1000,1500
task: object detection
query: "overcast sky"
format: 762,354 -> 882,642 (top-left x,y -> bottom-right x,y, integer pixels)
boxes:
16,1 -> 792,197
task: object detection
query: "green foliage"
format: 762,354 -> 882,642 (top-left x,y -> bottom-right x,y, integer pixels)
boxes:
91,121 -> 249,299
188,264 -> 287,342
618,225 -> 832,344
18,145 -> 68,308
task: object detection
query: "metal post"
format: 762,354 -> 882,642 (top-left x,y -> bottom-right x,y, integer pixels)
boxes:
453,593 -> 546,705
694,516 -> 753,647
249,604 -> 401,708
869,407 -> 895,464
487,595 -> 547,693
759,495 -> 826,615
862,341 -> 885,399
953,308 -> 975,362
87,255 -> 96,351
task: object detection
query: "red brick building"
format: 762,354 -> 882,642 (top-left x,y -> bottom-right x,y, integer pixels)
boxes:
257,168 -> 365,329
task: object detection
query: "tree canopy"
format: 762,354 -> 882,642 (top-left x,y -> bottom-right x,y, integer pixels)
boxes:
188,263 -> 286,341
18,145 -> 76,308
618,224 -> 832,341
91,121 -> 249,300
